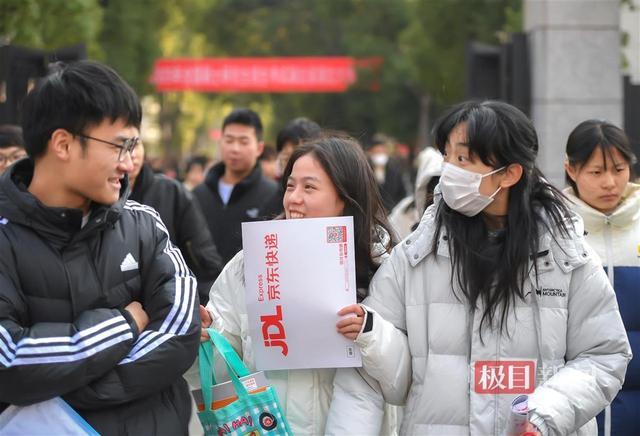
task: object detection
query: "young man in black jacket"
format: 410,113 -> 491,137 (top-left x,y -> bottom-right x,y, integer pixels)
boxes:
128,137 -> 222,304
0,61 -> 199,434
193,109 -> 277,265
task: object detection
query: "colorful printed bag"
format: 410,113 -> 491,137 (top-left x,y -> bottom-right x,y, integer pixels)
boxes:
196,328 -> 292,436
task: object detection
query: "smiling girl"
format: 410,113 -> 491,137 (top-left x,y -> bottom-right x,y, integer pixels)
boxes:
200,135 -> 396,435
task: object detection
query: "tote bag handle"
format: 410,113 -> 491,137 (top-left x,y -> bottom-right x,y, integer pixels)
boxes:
199,328 -> 254,412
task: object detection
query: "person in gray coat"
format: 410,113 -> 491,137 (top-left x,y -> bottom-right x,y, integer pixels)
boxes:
331,101 -> 631,435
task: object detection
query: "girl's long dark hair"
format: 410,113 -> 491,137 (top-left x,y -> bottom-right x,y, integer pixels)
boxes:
432,101 -> 572,337
282,134 -> 395,294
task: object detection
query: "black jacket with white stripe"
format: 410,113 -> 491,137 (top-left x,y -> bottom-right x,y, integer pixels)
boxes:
130,163 -> 223,304
0,159 -> 200,435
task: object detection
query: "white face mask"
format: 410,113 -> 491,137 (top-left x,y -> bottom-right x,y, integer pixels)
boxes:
370,153 -> 389,167
439,162 -> 505,217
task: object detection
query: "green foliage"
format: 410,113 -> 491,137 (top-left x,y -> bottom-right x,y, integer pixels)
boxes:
0,0 -> 103,57
1,0 -> 524,156
401,0 -> 522,108
98,0 -> 171,95
195,0 -> 416,144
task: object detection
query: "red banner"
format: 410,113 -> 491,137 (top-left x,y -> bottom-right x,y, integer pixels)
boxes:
149,57 -> 381,93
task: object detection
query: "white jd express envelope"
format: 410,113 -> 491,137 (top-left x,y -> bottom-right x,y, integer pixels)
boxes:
242,216 -> 362,370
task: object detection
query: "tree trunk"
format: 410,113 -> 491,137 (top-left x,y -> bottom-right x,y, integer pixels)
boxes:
158,93 -> 179,163
416,93 -> 431,151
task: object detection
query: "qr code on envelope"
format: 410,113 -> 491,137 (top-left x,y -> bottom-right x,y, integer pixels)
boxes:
326,226 -> 347,243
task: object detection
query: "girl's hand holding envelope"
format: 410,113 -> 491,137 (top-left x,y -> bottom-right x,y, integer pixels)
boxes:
200,305 -> 213,342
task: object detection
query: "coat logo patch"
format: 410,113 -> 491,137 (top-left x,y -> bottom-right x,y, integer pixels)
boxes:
535,288 -> 566,298
246,208 -> 259,219
120,253 -> 139,272
0,217 -> 7,225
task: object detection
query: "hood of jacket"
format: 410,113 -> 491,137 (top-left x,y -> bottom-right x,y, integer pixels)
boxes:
372,225 -> 392,265
563,182 -> 640,232
413,147 -> 443,215
0,158 -> 130,245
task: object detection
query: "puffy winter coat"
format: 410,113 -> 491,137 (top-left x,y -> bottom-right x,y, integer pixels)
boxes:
206,251 -> 337,435
330,204 -> 631,435
206,235 -> 397,436
130,163 -> 223,304
375,158 -> 407,213
193,163 -> 278,265
564,183 -> 640,436
0,159 -> 200,435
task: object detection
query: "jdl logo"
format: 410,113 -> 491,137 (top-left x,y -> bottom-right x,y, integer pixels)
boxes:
260,305 -> 288,356
474,360 -> 535,394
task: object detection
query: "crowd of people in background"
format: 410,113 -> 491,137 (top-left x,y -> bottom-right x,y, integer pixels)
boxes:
135,118 -> 416,220
0,60 -> 638,436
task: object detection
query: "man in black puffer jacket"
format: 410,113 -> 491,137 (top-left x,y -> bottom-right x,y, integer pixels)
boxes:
193,109 -> 277,265
0,61 -> 199,435
129,139 -> 223,304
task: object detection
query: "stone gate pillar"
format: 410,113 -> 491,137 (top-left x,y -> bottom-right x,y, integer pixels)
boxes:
525,0 -> 622,187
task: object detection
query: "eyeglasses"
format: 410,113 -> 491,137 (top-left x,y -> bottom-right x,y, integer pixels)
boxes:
76,134 -> 140,162
0,150 -> 27,166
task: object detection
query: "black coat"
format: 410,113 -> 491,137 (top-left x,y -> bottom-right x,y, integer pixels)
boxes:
378,159 -> 408,212
0,159 -> 199,435
193,162 -> 278,265
260,184 -> 285,220
130,164 -> 223,304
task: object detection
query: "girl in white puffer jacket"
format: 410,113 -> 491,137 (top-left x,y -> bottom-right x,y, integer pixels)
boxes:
332,101 -> 631,435
200,135 -> 398,435
563,119 -> 639,436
